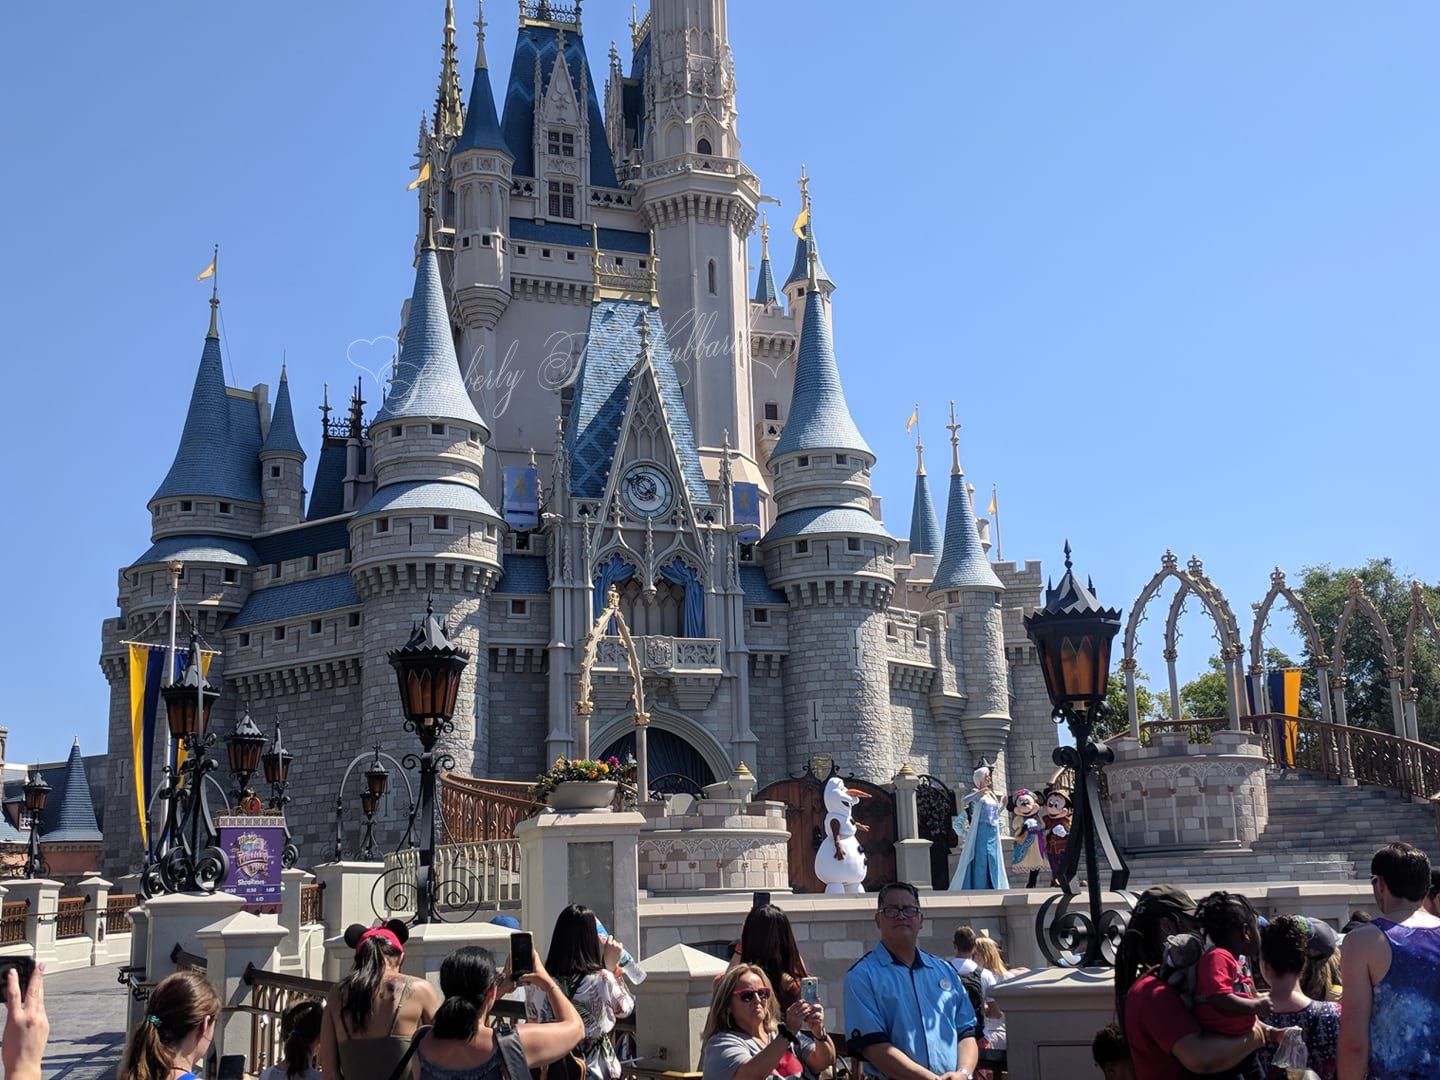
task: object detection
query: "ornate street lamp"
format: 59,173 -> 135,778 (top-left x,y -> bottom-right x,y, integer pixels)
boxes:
142,640 -> 230,897
22,771 -> 50,878
1023,542 -> 1132,968
388,603 -> 471,923
331,744 -> 413,866
226,710 -> 267,810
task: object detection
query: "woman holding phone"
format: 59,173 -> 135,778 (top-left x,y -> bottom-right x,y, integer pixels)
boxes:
700,966 -> 832,1080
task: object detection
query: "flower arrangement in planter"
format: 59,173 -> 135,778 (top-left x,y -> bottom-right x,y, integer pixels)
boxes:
529,756 -> 638,809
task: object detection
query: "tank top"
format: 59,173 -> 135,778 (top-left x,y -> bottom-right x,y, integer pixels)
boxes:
337,981 -> 415,1080
1367,917 -> 1440,1079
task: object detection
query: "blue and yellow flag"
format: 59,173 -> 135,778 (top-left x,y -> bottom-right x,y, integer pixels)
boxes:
1246,668 -> 1302,766
733,482 -> 761,544
128,645 -> 171,844
502,465 -> 540,530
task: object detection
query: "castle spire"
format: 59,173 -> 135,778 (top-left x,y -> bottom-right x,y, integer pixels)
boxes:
752,213 -> 778,305
434,0 -> 466,139
771,201 -> 869,460
783,166 -> 834,293
260,365 -> 305,458
930,401 -> 1002,592
908,407 -> 941,557
455,0 -> 507,152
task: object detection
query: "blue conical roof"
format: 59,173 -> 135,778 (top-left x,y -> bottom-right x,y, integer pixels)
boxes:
151,322 -> 263,504
771,286 -> 870,458
909,463 -> 942,557
374,247 -> 486,429
784,224 -> 833,290
754,252 -> 778,305
931,462 -> 1003,593
454,47 -> 506,154
260,369 -> 304,457
39,740 -> 101,843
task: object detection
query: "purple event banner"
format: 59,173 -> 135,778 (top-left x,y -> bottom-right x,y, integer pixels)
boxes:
217,815 -> 286,913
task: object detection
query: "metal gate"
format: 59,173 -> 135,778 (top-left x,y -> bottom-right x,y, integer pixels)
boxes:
916,774 -> 959,890
754,763 -> 896,893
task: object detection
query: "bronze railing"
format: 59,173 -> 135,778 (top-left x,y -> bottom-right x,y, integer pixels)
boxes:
55,897 -> 87,939
0,900 -> 26,944
439,773 -> 542,842
107,894 -> 137,935
1139,716 -> 1230,743
299,882 -> 323,926
242,965 -> 329,1074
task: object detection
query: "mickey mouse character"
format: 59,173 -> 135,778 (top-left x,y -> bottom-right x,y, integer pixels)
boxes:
1040,787 -> 1073,887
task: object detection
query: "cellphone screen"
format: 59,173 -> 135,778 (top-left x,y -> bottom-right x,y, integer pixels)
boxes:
510,931 -> 535,975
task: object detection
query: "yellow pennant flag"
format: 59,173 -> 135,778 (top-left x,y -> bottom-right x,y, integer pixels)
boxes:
987,488 -> 998,516
196,257 -> 216,281
407,160 -> 432,191
905,407 -> 919,433
791,204 -> 809,239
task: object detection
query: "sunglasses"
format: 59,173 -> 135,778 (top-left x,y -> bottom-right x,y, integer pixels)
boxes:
879,905 -> 921,920
732,988 -> 771,1004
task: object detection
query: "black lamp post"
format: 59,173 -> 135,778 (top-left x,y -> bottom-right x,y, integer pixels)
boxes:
22,772 -> 50,878
142,640 -> 230,896
388,602 -> 471,924
331,745 -> 413,864
1023,542 -> 1131,968
226,710 -> 267,810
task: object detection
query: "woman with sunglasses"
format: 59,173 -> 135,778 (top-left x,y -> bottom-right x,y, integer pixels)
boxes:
700,965 -> 833,1080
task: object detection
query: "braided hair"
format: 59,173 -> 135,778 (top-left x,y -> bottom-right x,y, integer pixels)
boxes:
1195,891 -> 1258,954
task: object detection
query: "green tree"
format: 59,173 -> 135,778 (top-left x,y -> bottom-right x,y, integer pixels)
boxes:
1292,559 -> 1440,744
1179,647 -> 1304,720
1099,665 -> 1168,740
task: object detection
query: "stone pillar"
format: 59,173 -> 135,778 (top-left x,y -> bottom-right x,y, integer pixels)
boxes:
195,911 -> 288,1061
7,880 -> 59,969
403,921 -> 513,990
125,892 -> 247,1035
1331,675 -> 1357,785
515,809 -> 646,960
1123,657 -> 1140,738
80,875 -> 112,964
276,868 -> 313,974
991,968 -> 1117,1076
311,861 -> 385,981
632,944 -> 728,1070
891,765 -> 933,890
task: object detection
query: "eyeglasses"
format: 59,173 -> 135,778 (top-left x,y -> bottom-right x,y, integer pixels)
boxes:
879,904 -> 922,920
732,988 -> 771,1004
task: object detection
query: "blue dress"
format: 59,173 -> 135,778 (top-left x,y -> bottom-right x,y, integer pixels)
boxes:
1367,918 -> 1440,1079
949,791 -> 1008,891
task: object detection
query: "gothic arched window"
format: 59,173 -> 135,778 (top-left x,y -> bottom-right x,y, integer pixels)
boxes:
707,259 -> 717,295
697,136 -> 713,156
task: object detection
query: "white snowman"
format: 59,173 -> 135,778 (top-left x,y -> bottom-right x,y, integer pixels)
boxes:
815,776 -> 870,893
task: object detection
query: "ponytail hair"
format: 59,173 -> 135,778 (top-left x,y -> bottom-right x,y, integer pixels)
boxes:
280,1000 -> 324,1079
120,969 -> 221,1080
338,920 -> 409,1035
433,946 -> 498,1041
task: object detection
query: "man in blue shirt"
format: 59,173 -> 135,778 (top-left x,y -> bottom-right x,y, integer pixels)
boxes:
844,881 -> 979,1080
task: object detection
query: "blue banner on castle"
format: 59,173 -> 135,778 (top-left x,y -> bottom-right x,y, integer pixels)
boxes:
733,482 -> 761,543
218,816 -> 285,913
503,465 -> 540,530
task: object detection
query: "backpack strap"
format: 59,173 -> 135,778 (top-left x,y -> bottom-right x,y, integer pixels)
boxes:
496,1025 -> 531,1080
385,1027 -> 428,1080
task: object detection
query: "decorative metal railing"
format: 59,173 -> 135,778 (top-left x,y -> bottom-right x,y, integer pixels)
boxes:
55,897 -> 87,939
382,838 -> 521,917
439,773 -> 542,842
0,900 -> 26,944
106,894 -> 137,935
242,965 -> 329,1075
299,882 -> 324,926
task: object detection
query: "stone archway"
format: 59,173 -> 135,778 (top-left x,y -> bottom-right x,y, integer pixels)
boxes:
1249,567 -> 1335,725
1123,552 -> 1246,736
1402,582 -> 1440,742
592,708 -> 731,794
1334,577 -> 1405,736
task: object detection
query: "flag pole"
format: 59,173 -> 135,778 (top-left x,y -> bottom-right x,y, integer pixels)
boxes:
991,484 -> 1003,562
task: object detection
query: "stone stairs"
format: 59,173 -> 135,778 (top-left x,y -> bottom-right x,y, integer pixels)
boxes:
1122,768 -> 1437,888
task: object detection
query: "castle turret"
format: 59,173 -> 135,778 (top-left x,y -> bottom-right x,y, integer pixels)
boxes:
451,0 -> 514,330
907,422 -> 941,558
753,216 -> 778,307
259,366 -> 306,530
351,213 -> 504,782
928,403 -> 1010,785
759,243 -> 895,781
780,167 -> 834,322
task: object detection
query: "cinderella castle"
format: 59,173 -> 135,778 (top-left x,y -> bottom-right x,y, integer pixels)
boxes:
98,0 -> 1060,875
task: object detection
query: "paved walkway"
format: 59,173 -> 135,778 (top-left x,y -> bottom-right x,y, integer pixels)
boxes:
34,963 -> 127,1080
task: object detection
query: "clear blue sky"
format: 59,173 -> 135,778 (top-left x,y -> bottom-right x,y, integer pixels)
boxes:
3,2 -> 1438,766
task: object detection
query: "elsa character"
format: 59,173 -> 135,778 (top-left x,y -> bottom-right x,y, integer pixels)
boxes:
949,761 -> 1009,891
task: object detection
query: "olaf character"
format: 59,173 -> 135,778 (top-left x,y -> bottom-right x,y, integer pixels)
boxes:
816,775 -> 870,894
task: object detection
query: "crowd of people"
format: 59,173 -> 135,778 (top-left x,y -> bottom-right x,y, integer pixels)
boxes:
2,843 -> 1437,1080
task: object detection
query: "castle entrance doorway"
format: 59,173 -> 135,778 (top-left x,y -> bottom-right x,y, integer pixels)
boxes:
600,728 -> 716,798
754,766 -> 895,893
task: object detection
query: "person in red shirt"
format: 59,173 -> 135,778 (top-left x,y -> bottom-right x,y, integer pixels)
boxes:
1192,892 -> 1271,1079
1116,886 -> 1282,1080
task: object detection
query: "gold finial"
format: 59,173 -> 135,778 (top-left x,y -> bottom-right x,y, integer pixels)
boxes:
798,163 -> 810,210
205,244 -> 220,338
320,383 -> 331,431
946,400 -> 961,475
804,199 -> 819,290
896,761 -> 917,778
760,213 -> 770,259
423,194 -> 437,250
913,403 -> 926,475
734,761 -> 754,778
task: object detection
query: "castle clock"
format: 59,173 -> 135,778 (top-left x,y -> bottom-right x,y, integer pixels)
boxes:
620,463 -> 674,518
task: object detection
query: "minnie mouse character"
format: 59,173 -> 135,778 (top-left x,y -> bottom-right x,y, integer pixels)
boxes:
1006,788 -> 1048,888
1040,787 -> 1073,887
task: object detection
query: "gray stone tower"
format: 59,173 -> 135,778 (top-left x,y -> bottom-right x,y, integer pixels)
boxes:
348,219 -> 504,781
260,368 -> 306,531
928,404 -> 1012,790
759,244 -> 895,780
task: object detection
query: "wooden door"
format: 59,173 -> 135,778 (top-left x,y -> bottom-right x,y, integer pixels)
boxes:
754,774 -> 896,893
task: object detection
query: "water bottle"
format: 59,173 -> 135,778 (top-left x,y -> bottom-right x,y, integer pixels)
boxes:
618,947 -> 647,985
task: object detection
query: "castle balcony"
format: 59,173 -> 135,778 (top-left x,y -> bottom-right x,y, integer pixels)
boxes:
589,635 -> 723,713
637,153 -> 761,200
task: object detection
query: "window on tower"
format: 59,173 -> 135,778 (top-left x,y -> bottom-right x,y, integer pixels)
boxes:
764,402 -> 779,421
708,260 -> 717,295
547,130 -> 575,157
548,181 -> 575,219
697,137 -> 713,156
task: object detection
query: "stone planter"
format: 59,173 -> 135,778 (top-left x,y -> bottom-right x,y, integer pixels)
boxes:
548,780 -> 617,811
